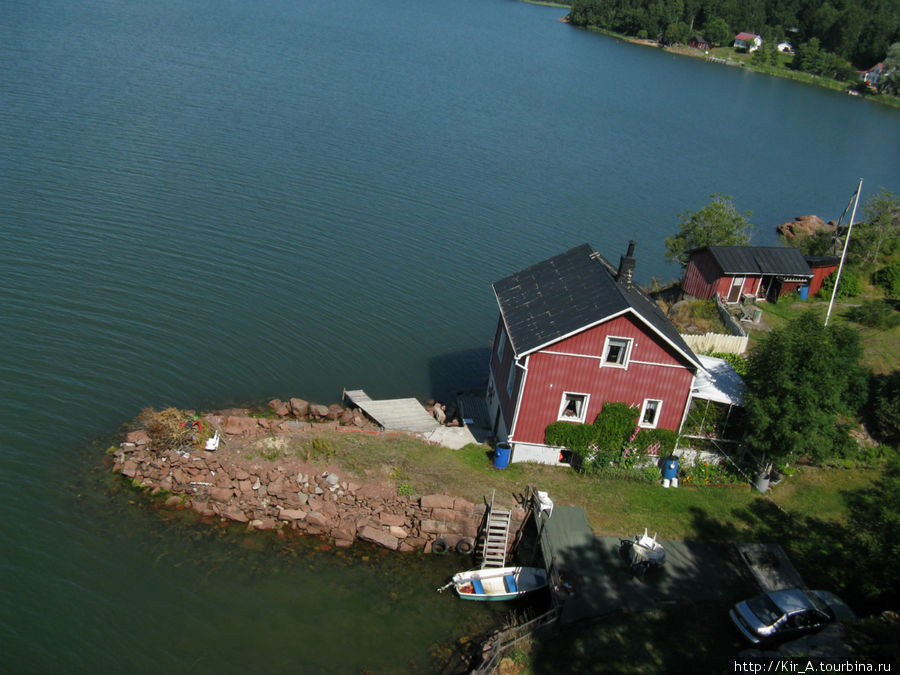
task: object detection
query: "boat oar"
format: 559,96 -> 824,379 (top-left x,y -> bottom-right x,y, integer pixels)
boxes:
436,580 -> 454,593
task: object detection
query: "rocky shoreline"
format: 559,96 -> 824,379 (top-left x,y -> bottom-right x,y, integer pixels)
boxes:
110,398 -> 526,554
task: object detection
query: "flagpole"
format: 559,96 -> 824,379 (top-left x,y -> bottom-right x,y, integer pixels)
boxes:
825,178 -> 863,327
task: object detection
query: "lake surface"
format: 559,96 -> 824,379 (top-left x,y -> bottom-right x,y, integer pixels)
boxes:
1,0 -> 897,671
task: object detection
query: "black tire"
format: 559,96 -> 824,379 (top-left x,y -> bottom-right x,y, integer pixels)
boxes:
456,539 -> 473,554
432,538 -> 448,554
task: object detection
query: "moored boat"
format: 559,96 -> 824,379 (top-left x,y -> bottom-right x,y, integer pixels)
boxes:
450,566 -> 547,601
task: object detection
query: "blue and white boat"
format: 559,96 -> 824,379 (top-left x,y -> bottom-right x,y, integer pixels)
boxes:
451,566 -> 547,602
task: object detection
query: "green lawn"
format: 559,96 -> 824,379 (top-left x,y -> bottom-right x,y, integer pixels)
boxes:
745,296 -> 900,374
267,429 -> 877,542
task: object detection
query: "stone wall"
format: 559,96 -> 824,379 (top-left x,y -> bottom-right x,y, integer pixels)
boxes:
111,414 -> 526,554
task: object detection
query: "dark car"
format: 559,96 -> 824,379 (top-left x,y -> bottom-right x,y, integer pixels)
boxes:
729,588 -> 855,645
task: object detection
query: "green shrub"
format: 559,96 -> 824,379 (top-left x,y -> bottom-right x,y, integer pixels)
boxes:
710,351 -> 748,376
873,262 -> 900,297
544,421 -> 599,459
691,300 -> 718,321
818,269 -> 861,299
632,428 -> 678,456
679,460 -> 744,485
866,371 -> 900,444
845,300 -> 900,329
593,402 -> 638,451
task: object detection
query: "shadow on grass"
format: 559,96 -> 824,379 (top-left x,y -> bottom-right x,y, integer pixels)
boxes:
515,460 -> 900,672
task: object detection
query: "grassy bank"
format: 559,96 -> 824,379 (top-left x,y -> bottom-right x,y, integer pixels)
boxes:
255,428 -> 878,541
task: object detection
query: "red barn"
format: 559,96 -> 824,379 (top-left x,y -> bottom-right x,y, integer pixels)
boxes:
486,243 -> 704,465
682,246 -> 814,303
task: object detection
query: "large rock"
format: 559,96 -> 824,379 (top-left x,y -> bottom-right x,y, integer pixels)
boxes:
308,403 -> 330,418
289,398 -> 309,418
358,525 -> 399,550
453,498 -> 475,513
268,399 -> 291,417
223,416 -> 258,436
389,526 -> 408,539
431,507 -> 469,524
306,511 -> 331,529
420,494 -> 455,510
378,512 -> 406,527
278,509 -> 307,521
222,507 -> 249,523
209,487 -> 233,502
776,215 -> 833,240
125,430 -> 150,446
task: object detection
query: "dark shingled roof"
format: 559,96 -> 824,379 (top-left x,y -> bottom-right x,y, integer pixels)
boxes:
699,246 -> 813,277
493,243 -> 700,369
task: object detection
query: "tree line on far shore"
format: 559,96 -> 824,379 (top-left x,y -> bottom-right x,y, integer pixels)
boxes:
565,0 -> 899,77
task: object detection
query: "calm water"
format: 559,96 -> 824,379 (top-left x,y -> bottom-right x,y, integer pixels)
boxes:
1,0 -> 897,670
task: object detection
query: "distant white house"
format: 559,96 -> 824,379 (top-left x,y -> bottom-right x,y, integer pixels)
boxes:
777,42 -> 794,54
861,62 -> 884,87
734,32 -> 762,52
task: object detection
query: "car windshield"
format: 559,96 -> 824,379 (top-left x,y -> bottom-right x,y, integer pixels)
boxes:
747,595 -> 784,626
807,593 -> 833,618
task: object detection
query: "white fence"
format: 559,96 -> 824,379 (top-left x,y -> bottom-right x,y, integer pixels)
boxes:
680,332 -> 749,354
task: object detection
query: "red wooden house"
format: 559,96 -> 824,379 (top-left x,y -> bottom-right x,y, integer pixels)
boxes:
805,255 -> 841,296
682,246 -> 815,303
486,243 -> 705,465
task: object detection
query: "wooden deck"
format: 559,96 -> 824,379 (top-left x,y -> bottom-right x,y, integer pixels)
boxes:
343,389 -> 439,434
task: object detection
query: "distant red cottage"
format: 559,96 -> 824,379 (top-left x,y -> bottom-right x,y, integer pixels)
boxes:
682,246 -> 819,303
486,243 -> 705,465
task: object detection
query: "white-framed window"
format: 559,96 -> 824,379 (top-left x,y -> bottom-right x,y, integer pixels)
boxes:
602,336 -> 632,367
557,392 -> 590,423
496,325 -> 506,362
639,399 -> 662,428
506,363 -> 516,398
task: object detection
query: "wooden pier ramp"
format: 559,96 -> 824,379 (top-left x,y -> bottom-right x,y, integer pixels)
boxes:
343,389 -> 439,434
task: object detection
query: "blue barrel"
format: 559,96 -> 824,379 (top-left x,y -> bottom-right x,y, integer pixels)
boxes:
494,443 -> 511,469
798,285 -> 810,300
662,456 -> 679,480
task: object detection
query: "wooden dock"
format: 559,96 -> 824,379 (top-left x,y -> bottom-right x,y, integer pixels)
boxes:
343,389 -> 440,434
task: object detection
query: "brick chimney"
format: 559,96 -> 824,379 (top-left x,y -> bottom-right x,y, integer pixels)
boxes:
617,240 -> 636,287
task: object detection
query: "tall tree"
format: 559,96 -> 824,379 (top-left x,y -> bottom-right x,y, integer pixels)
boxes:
664,194 -> 753,266
794,37 -> 828,74
855,187 -> 900,264
743,312 -> 868,470
704,16 -> 732,46
881,42 -> 900,95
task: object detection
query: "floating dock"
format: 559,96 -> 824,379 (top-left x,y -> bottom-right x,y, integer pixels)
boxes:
343,389 -> 440,434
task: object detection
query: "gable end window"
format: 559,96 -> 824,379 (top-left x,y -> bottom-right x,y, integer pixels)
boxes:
496,326 -> 506,362
602,337 -> 632,367
558,392 -> 589,423
506,363 -> 516,398
639,399 -> 662,428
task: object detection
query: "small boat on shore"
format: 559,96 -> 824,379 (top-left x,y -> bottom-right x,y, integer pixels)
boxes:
448,566 -> 548,602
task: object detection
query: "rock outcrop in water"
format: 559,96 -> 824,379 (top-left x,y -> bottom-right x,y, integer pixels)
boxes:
111,404 -> 526,554
776,214 -> 835,240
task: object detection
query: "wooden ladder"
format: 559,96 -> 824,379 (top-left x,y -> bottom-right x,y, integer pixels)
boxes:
480,492 -> 511,568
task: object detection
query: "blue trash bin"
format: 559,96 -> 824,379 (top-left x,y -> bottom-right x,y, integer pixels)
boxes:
662,456 -> 679,480
798,285 -> 810,300
494,443 -> 511,469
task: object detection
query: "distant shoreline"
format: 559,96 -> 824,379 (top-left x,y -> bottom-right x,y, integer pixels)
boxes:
525,1 -> 900,109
